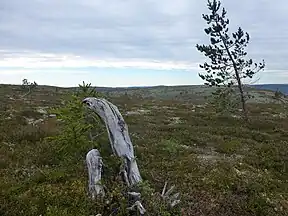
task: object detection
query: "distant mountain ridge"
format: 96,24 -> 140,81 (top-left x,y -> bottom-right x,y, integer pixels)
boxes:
1,83 -> 287,96
97,84 -> 288,95
252,84 -> 288,95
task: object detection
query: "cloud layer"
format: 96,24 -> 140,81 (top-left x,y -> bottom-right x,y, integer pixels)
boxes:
0,0 -> 200,61
0,0 -> 287,85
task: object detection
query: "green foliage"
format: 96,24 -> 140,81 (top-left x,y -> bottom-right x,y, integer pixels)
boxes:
45,81 -> 103,163
274,89 -> 285,99
137,181 -> 182,216
216,139 -> 241,155
196,0 -> 265,120
245,140 -> 288,176
77,81 -> 98,96
46,95 -> 94,163
196,0 -> 265,87
208,87 -> 240,114
272,89 -> 288,115
21,78 -> 38,97
158,139 -> 182,155
40,82 -> 180,215
19,108 -> 43,119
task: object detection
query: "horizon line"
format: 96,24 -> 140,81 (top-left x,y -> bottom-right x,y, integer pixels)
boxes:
1,83 -> 288,89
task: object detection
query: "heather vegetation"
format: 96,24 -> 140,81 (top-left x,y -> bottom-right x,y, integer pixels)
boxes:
1,0 -> 288,215
1,81 -> 287,216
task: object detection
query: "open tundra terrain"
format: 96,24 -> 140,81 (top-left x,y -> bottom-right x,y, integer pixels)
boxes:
0,84 -> 287,216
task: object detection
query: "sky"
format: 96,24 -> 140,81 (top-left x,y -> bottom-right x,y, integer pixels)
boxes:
0,0 -> 287,87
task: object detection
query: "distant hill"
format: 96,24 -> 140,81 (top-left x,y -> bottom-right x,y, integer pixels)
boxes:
252,84 -> 288,95
93,84 -> 288,95
1,83 -> 286,104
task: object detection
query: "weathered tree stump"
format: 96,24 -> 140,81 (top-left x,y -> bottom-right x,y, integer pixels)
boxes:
83,97 -> 142,186
86,149 -> 105,199
83,97 -> 180,214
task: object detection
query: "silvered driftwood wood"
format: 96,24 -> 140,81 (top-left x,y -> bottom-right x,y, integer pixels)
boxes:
82,97 -> 142,186
161,181 -> 181,208
83,98 -> 179,214
86,149 -> 105,198
127,201 -> 146,214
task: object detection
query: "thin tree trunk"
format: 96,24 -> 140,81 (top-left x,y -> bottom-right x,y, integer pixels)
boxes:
219,32 -> 248,121
236,79 -> 248,121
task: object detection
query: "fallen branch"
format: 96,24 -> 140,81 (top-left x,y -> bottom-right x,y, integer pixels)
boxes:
127,201 -> 146,215
161,182 -> 181,208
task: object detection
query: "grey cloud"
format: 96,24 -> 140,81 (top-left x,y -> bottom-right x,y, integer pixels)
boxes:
0,0 -> 288,70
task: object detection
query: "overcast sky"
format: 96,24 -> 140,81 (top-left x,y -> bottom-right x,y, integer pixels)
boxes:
0,0 -> 287,87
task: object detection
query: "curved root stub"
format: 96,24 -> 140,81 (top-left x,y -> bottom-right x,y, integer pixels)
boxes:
86,149 -> 105,199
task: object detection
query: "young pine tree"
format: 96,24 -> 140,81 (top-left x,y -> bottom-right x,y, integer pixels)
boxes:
46,81 -> 104,163
196,0 -> 265,121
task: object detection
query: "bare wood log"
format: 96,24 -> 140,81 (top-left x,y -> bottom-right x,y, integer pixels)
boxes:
86,149 -> 105,199
82,97 -> 142,186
